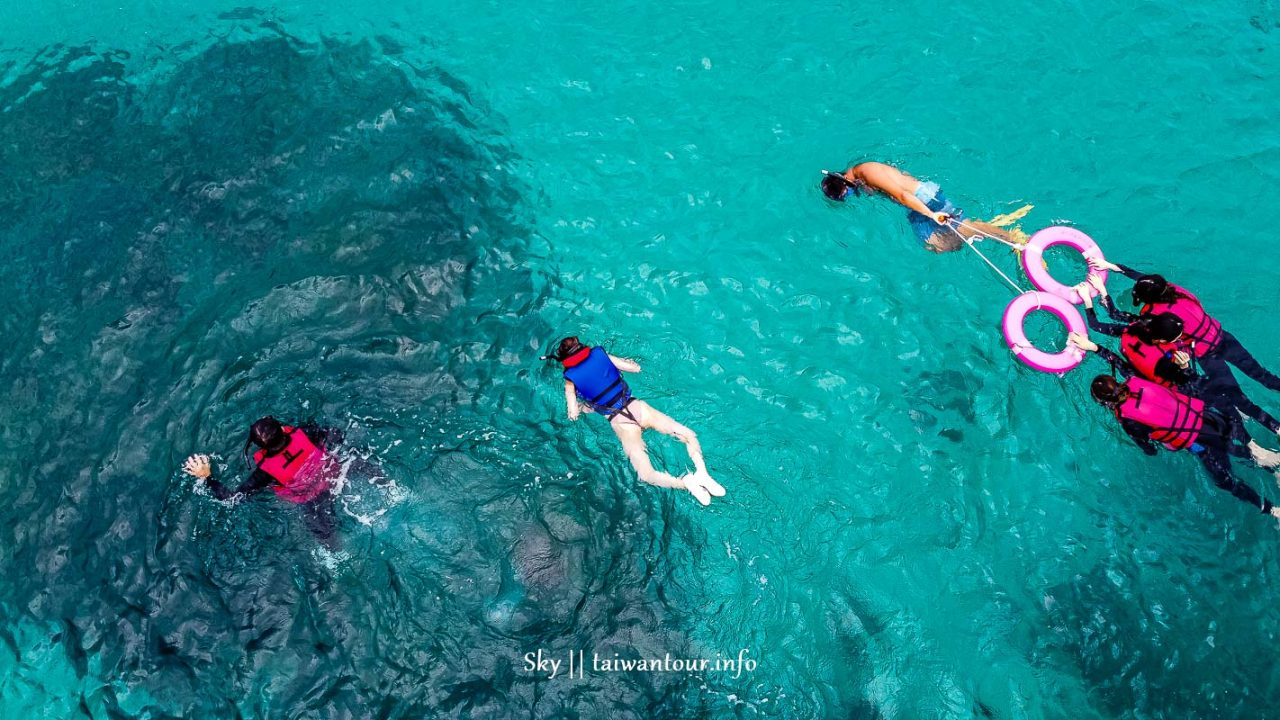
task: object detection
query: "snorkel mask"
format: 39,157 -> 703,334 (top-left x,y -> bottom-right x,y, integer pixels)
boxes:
243,416 -> 286,467
821,170 -> 863,201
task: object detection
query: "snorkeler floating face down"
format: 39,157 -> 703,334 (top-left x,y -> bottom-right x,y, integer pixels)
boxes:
549,335 -> 726,506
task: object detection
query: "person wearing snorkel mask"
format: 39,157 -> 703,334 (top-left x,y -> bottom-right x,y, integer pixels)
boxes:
820,162 -> 1014,253
181,417 -> 349,549
547,336 -> 725,506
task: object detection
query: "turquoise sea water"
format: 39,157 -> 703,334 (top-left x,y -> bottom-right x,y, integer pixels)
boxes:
4,1 -> 1280,717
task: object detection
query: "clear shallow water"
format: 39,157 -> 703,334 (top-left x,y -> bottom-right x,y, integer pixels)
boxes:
3,2 -> 1280,718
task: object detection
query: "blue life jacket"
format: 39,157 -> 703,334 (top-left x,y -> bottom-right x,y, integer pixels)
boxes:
563,347 -> 632,418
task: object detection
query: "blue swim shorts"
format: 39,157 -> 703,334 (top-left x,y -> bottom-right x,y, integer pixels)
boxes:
906,181 -> 965,245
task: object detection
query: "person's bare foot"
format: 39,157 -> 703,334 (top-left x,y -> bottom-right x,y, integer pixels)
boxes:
1249,441 -> 1280,468
692,471 -> 725,497
682,475 -> 712,506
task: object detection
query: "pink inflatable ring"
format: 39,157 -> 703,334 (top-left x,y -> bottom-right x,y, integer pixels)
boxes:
1002,291 -> 1087,373
1022,226 -> 1106,304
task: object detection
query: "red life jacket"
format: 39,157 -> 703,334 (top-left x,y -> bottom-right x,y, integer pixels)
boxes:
1113,377 -> 1205,451
254,426 -> 329,504
1142,284 -> 1222,357
1120,328 -> 1176,388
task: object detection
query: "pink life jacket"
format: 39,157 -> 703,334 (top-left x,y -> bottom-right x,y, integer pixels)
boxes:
1143,284 -> 1222,358
254,426 -> 329,503
1120,328 -> 1175,388
1114,377 -> 1205,451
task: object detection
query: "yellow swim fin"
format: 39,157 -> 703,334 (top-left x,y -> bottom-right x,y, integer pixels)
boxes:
987,204 -> 1034,228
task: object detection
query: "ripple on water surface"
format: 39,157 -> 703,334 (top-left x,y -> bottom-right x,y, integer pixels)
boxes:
0,24 -> 717,718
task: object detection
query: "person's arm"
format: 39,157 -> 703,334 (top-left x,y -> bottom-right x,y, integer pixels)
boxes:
888,182 -> 949,222
1153,355 -> 1195,386
1093,345 -> 1136,380
1083,275 -> 1139,323
608,355 -> 641,373
1070,333 -> 1140,382
1070,332 -> 1137,383
564,380 -> 581,421
182,454 -> 275,500
1089,257 -> 1145,282
1098,295 -> 1139,323
891,186 -> 940,219
1118,419 -> 1159,456
1075,282 -> 1127,336
858,163 -> 948,223
1114,262 -> 1145,281
211,469 -> 276,500
1084,307 -> 1128,337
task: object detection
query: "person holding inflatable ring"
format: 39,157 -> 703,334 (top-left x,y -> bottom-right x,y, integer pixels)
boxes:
1088,257 -> 1280,395
1068,333 -> 1280,520
1073,275 -> 1280,440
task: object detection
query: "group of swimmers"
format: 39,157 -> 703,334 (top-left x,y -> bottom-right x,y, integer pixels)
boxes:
822,161 -> 1280,521
180,159 -> 1280,550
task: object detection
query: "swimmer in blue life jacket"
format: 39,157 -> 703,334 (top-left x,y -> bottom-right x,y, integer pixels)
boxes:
820,162 -> 1017,253
548,336 -> 725,506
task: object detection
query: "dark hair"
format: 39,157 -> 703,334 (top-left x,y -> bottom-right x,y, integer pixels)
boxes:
249,416 -> 288,454
1146,312 -> 1184,343
821,174 -> 849,201
556,336 -> 586,363
1090,375 -> 1126,405
1132,274 -> 1177,306
1127,312 -> 1184,344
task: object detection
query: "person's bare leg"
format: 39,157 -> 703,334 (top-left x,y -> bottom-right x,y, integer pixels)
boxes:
631,401 -> 723,497
611,419 -> 685,489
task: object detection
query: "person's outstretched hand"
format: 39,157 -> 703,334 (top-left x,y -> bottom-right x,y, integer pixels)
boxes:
1068,332 -> 1098,352
1087,273 -> 1108,297
182,454 -> 212,480
1089,257 -> 1120,273
932,211 -> 951,225
1073,282 -> 1094,309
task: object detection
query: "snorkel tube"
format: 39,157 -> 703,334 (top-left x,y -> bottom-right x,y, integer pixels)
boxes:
540,337 -> 586,363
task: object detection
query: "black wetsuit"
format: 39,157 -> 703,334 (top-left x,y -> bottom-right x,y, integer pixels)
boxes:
204,423 -> 343,549
1086,296 -> 1280,433
1094,346 -> 1274,514
1110,262 -> 1280,393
